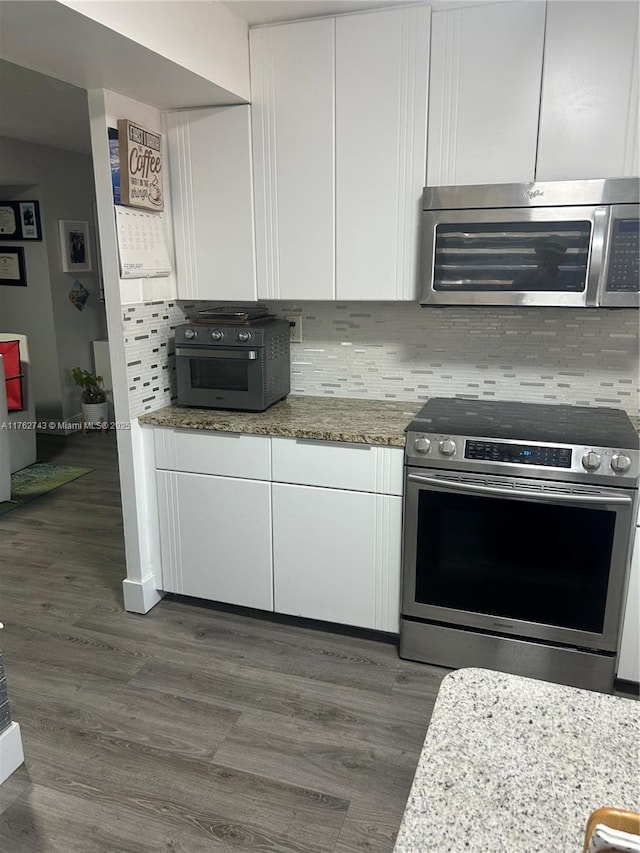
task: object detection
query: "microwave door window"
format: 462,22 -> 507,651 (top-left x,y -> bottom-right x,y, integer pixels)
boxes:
190,357 -> 249,392
433,221 -> 591,292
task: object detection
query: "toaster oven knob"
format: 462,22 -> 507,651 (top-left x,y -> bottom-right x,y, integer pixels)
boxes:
210,329 -> 224,341
237,330 -> 252,342
581,451 -> 602,471
413,437 -> 431,454
439,438 -> 457,457
611,453 -> 632,473
184,328 -> 196,340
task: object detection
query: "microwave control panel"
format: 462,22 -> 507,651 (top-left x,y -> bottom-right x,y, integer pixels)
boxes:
606,219 -> 639,292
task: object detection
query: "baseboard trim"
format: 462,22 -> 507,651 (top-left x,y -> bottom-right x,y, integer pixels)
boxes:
0,722 -> 24,785
122,576 -> 165,614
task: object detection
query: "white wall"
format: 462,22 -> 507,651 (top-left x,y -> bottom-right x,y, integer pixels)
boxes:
0,136 -> 107,424
88,87 -> 169,602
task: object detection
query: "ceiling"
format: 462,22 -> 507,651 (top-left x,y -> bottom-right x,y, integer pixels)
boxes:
0,59 -> 91,155
223,0 -> 418,25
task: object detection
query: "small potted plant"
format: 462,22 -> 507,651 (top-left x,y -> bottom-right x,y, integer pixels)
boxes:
72,367 -> 107,429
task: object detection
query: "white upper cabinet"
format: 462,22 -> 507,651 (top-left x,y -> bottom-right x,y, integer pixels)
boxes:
536,1 -> 639,180
166,105 -> 257,300
427,1 -> 546,187
251,19 -> 336,300
250,7 -> 430,301
335,6 -> 430,300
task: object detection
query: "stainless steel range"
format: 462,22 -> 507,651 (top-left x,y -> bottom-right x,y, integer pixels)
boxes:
401,398 -> 639,692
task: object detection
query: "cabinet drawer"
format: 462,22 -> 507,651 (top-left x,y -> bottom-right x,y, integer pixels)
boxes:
271,436 -> 403,495
154,429 -> 271,480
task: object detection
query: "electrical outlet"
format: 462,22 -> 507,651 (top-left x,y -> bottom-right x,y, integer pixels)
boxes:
286,314 -> 303,344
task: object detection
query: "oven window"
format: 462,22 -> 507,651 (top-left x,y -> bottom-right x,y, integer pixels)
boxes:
433,221 -> 591,292
414,490 -> 615,633
189,358 -> 249,392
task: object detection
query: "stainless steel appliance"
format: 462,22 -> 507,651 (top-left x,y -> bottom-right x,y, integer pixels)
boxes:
175,308 -> 290,411
420,178 -> 639,308
401,398 -> 639,692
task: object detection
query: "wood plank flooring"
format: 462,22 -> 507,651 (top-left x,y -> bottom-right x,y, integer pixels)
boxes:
0,432 -> 448,853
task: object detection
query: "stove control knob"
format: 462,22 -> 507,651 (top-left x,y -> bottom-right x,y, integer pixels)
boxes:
581,451 -> 602,471
413,437 -> 431,454
210,329 -> 224,341
611,453 -> 632,473
439,438 -> 457,457
237,330 -> 252,342
184,328 -> 196,340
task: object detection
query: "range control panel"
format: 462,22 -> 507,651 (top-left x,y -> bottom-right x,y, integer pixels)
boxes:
607,219 -> 640,292
465,440 -> 572,468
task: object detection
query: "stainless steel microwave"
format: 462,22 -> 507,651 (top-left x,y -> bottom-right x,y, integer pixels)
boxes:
420,178 -> 639,308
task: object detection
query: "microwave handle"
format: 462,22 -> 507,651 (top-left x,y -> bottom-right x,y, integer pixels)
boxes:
585,206 -> 610,306
407,473 -> 632,506
176,347 -> 258,360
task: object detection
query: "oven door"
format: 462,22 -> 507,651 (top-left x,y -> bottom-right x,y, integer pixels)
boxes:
176,346 -> 265,410
419,205 -> 607,307
402,468 -> 635,652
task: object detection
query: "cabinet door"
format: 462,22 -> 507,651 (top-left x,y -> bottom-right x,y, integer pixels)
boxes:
157,470 -> 273,611
251,19 -> 335,299
165,106 -> 257,300
427,1 -> 545,186
617,533 -> 639,683
536,1 -> 639,180
335,7 -> 430,300
272,483 -> 401,632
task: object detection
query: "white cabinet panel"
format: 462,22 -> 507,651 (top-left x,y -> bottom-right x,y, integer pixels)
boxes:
251,19 -> 335,299
617,532 -> 639,683
154,429 -> 271,480
157,470 -> 273,610
166,106 -> 256,300
335,6 -> 430,300
537,1 -> 639,180
271,436 -> 403,495
427,1 -> 545,186
272,483 -> 401,632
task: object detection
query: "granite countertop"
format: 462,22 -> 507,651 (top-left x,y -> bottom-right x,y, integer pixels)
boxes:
394,668 -> 640,853
138,396 -> 421,447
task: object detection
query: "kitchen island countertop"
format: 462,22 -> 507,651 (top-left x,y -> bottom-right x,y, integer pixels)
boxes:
138,395 -> 421,447
394,667 -> 640,853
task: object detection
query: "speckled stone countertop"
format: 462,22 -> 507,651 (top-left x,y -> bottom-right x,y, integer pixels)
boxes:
394,668 -> 640,853
138,396 -> 421,447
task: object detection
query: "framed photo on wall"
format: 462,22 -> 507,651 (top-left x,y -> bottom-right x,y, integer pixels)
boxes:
0,200 -> 42,241
59,220 -> 92,273
0,247 -> 27,286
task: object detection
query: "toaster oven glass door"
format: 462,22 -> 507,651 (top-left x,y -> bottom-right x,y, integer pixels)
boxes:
176,347 -> 264,410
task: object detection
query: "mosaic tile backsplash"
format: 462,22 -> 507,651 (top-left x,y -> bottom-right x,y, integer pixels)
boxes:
123,300 -> 639,420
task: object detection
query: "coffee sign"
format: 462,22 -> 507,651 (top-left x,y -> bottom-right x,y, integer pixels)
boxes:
117,119 -> 164,211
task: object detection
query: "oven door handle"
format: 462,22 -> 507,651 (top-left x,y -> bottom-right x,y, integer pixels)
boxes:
407,474 -> 633,505
176,347 -> 258,360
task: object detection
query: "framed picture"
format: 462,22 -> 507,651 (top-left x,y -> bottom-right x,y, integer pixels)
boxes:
0,247 -> 27,286
59,220 -> 92,273
0,200 -> 42,241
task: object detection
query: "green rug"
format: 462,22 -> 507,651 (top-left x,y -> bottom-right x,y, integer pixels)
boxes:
0,463 -> 93,517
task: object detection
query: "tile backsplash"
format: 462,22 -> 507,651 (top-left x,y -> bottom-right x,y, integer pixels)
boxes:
123,300 -> 639,419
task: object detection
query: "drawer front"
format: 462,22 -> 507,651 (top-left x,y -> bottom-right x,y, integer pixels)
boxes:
154,428 -> 271,480
271,436 -> 403,494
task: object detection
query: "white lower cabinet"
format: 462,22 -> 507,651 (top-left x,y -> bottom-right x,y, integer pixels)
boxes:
617,532 -> 639,683
272,483 -> 402,633
156,470 -> 273,611
154,429 -> 404,633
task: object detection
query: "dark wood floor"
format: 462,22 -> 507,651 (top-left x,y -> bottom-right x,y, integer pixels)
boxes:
0,431 -> 448,853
